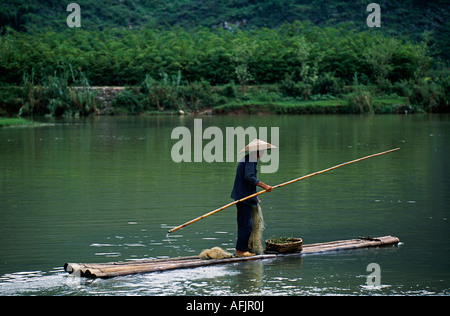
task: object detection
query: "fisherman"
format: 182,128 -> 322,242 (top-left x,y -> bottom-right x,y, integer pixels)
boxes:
231,139 -> 276,257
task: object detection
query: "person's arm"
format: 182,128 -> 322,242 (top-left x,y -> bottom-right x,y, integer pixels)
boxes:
244,160 -> 273,192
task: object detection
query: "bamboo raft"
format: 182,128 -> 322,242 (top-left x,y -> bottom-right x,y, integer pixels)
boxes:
64,235 -> 399,279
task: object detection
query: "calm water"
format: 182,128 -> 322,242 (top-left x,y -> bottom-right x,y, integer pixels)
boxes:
0,114 -> 449,296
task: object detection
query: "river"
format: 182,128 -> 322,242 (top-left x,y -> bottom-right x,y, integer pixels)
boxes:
0,114 -> 449,295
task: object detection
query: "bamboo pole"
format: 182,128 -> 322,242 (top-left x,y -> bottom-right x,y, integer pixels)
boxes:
167,147 -> 400,234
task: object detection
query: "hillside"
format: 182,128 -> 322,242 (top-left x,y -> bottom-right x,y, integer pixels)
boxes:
0,0 -> 448,60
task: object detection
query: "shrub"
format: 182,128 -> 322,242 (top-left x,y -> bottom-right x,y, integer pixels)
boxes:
346,91 -> 373,114
112,89 -> 142,114
279,74 -> 304,97
409,78 -> 449,112
219,82 -> 238,98
180,80 -> 215,111
68,87 -> 98,116
140,72 -> 182,110
0,86 -> 23,116
346,73 -> 373,113
312,73 -> 343,96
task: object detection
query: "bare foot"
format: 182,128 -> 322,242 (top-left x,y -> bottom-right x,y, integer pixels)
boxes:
235,250 -> 256,257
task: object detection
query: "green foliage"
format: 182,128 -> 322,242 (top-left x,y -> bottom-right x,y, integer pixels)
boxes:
279,73 -> 305,98
0,22 -> 439,88
268,236 -> 296,244
409,78 -> 449,113
346,73 -> 373,114
0,86 -> 23,116
68,88 -> 97,116
139,72 -> 225,112
3,64 -> 99,116
112,89 -> 142,114
0,0 -> 449,114
0,117 -> 33,127
219,83 -> 238,98
180,80 -> 223,111
312,73 -> 344,96
364,37 -> 398,91
140,72 -> 183,111
1,1 -> 448,60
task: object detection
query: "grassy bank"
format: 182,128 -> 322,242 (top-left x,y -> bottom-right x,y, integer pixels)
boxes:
213,96 -> 416,115
0,117 -> 36,127
0,74 -> 447,117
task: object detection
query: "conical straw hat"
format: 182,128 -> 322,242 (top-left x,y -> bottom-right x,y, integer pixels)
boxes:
239,138 -> 277,153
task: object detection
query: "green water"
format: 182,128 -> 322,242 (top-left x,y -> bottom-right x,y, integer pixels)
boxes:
0,114 -> 449,295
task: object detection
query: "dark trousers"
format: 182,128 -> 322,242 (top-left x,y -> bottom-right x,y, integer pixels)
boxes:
236,202 -> 253,251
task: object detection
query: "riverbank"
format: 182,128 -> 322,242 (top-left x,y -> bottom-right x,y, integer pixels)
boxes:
213,96 -> 415,115
0,117 -> 39,127
1,82 -> 443,117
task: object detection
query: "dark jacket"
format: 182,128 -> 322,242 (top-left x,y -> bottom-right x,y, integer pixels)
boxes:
231,154 -> 259,205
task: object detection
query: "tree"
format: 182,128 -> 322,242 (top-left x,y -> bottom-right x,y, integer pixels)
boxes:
295,36 -> 319,100
232,35 -> 255,94
364,37 -> 399,90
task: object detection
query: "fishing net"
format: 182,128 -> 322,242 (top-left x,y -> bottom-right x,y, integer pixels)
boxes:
199,204 -> 265,259
199,247 -> 233,260
248,203 -> 265,254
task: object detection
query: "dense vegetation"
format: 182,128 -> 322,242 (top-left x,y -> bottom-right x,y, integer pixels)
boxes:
2,0 -> 448,59
0,0 -> 448,116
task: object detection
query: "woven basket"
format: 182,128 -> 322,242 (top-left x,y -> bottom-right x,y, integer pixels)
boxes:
265,238 -> 303,254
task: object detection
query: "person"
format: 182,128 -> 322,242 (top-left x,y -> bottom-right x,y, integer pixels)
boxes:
230,139 -> 276,257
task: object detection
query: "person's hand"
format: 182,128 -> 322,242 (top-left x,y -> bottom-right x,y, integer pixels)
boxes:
257,181 -> 273,192
263,184 -> 273,192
